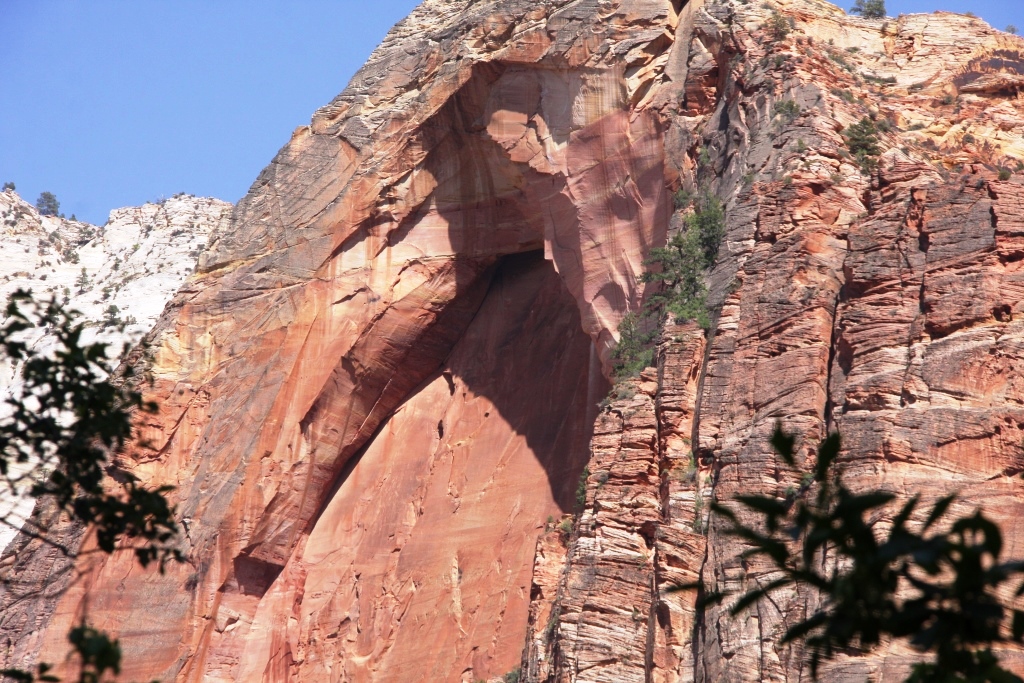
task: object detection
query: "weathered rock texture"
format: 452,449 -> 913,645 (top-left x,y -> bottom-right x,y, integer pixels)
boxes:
0,191 -> 230,351
0,190 -> 230,550
3,0 -> 1024,681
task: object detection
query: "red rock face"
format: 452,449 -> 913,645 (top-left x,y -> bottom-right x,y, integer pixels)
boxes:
3,0 -> 1024,681
219,253 -> 606,681
1,2 -> 668,680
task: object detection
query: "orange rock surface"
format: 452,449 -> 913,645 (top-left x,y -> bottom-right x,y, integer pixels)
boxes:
3,0 -> 1024,681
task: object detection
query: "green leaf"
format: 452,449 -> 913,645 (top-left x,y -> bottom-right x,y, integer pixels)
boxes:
710,502 -> 739,524
1013,610 -> 1024,642
780,611 -> 828,644
734,495 -> 789,518
729,587 -> 768,615
698,591 -> 728,609
833,490 -> 895,517
892,495 -> 920,531
952,512 -> 1003,558
663,581 -> 704,594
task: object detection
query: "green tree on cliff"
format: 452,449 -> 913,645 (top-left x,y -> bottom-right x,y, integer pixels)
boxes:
35,192 -> 60,217
850,0 -> 887,19
0,290 -> 181,682
75,268 -> 90,294
694,426 -> 1024,682
844,117 -> 882,175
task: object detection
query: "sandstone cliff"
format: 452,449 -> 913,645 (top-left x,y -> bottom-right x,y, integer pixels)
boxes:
2,0 -> 1024,681
0,190 -> 231,551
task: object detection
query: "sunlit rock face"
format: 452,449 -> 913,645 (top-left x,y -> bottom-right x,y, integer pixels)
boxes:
3,0 -> 1024,681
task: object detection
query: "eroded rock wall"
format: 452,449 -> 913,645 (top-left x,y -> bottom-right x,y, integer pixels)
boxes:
2,0 -> 671,680
533,1 -> 1024,681
3,0 -> 1024,681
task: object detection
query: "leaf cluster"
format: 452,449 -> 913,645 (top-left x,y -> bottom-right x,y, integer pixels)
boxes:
705,426 -> 1024,682
1,624 -> 159,683
0,290 -> 182,569
0,291 -> 183,682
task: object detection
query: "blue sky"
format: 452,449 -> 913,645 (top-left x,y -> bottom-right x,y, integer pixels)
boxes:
0,1 -> 420,224
1,0 -> 1020,225
890,0 -> 1019,28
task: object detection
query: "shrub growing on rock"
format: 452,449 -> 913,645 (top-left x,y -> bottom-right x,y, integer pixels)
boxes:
612,193 -> 725,379
850,0 -> 886,19
612,311 -> 658,379
773,99 -> 802,123
844,117 -> 881,174
765,11 -> 792,41
35,191 -> 60,217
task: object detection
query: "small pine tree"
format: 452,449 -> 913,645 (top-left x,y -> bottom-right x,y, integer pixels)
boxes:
766,11 -> 791,41
1007,25 -> 1019,35
75,267 -> 90,293
102,304 -> 121,328
36,191 -> 60,217
844,117 -> 882,175
845,118 -> 881,156
1,181 -> 14,192
611,311 -> 658,379
850,0 -> 886,19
